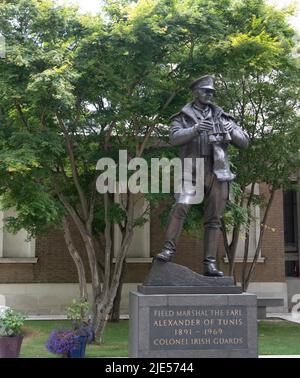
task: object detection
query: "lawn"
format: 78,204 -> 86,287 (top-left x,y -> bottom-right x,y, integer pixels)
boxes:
20,320 -> 129,358
19,319 -> 300,357
258,319 -> 300,355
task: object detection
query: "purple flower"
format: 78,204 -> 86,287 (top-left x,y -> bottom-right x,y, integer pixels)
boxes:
45,329 -> 79,355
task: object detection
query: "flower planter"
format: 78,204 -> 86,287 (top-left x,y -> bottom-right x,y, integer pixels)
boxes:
67,335 -> 87,358
0,336 -> 23,358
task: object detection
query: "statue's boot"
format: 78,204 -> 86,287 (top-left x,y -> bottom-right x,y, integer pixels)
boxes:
156,248 -> 174,262
156,204 -> 189,263
203,227 -> 224,277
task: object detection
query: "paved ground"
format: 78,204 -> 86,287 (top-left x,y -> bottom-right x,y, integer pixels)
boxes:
260,355 -> 300,358
267,312 -> 300,324
27,314 -> 67,320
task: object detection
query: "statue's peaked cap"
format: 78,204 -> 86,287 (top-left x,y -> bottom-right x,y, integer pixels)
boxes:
190,75 -> 215,90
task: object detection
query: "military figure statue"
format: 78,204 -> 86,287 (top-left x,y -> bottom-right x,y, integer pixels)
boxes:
156,75 -> 249,277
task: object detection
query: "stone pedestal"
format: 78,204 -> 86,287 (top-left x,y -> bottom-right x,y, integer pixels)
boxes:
129,291 -> 257,358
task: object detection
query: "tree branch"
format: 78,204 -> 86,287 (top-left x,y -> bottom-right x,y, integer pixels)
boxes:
102,192 -> 112,298
137,88 -> 179,157
14,101 -> 29,129
62,217 -> 88,300
241,182 -> 256,290
55,113 -> 89,221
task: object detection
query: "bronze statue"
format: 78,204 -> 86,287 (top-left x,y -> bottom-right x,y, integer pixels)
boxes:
156,75 -> 249,277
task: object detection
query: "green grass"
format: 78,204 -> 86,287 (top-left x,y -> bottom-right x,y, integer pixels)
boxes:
19,319 -> 300,357
20,320 -> 129,358
258,320 -> 300,355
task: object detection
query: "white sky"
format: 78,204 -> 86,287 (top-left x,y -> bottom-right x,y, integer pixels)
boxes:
57,0 -> 299,31
57,0 -> 103,13
269,0 -> 300,31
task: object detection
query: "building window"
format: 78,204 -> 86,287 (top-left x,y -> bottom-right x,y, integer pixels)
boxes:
113,193 -> 151,262
283,190 -> 299,277
284,191 -> 297,249
0,209 -> 36,263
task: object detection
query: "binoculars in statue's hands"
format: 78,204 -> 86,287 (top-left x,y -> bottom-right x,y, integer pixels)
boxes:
207,129 -> 232,144
196,120 -> 232,144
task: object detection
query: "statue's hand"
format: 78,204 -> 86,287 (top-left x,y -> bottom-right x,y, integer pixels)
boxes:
195,120 -> 213,133
223,121 -> 234,133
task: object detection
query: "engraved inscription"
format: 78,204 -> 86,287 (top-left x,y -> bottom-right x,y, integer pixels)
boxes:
149,306 -> 247,350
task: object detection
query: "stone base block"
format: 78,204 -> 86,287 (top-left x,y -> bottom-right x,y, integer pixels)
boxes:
129,291 -> 257,358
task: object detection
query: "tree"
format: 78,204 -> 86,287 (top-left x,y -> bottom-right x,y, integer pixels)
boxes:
212,0 -> 300,290
220,70 -> 300,291
0,0 -> 228,341
0,0 -> 299,341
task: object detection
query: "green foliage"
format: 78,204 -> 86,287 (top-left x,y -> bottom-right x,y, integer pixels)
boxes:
65,298 -> 93,340
0,308 -> 26,336
65,298 -> 90,323
0,0 -> 299,239
223,183 -> 248,230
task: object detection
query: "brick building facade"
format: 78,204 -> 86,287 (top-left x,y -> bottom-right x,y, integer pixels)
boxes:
0,182 -> 299,315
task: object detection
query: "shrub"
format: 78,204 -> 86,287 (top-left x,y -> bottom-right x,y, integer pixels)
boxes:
0,308 -> 25,337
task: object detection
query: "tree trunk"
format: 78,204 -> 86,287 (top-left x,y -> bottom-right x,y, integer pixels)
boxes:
58,183 -> 135,344
93,193 -> 135,343
57,192 -> 101,304
221,220 -> 240,282
93,233 -> 134,343
241,183 -> 255,291
109,260 -> 127,322
229,226 -> 241,278
93,301 -> 112,344
62,218 -> 88,300
222,186 -> 246,282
